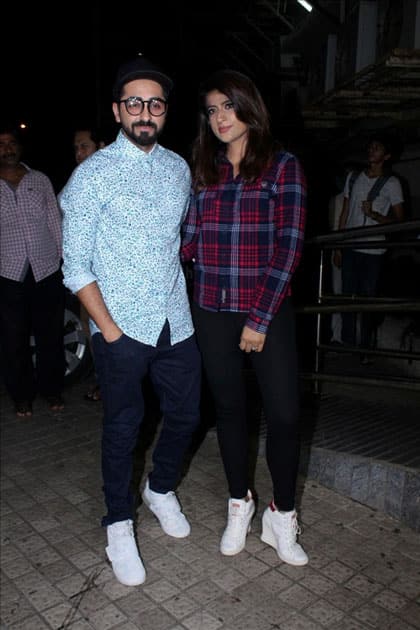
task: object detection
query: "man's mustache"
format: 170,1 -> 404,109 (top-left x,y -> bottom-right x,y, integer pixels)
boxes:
134,121 -> 157,130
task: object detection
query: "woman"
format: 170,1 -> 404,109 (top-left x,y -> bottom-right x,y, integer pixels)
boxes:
182,70 -> 308,566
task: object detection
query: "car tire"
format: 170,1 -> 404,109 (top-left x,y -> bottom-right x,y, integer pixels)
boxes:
62,302 -> 94,384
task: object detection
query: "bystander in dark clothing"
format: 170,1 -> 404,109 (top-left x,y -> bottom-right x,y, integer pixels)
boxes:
0,124 -> 65,416
334,133 -> 404,358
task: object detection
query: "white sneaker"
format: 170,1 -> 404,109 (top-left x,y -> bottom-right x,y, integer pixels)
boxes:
261,502 -> 308,566
220,490 -> 255,556
106,519 -> 146,586
141,479 -> 190,538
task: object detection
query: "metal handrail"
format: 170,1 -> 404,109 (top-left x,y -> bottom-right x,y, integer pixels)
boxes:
299,219 -> 420,392
305,218 -> 420,244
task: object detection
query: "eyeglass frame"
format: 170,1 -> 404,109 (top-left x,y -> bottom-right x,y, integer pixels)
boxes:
119,96 -> 168,117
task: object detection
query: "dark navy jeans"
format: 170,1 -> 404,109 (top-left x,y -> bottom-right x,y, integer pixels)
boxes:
92,321 -> 201,527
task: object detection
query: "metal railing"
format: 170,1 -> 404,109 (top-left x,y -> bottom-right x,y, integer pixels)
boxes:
297,219 -> 420,392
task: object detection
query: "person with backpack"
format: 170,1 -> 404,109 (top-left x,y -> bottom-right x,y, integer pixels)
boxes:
333,132 -> 404,359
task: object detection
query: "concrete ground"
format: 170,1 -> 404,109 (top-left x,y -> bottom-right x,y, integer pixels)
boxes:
1,378 -> 420,630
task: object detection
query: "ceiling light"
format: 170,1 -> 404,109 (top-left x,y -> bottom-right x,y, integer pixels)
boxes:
297,0 -> 313,12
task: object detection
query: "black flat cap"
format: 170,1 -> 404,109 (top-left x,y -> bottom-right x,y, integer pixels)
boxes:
113,54 -> 173,100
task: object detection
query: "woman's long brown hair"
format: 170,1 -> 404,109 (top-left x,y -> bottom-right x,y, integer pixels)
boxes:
191,70 -> 276,190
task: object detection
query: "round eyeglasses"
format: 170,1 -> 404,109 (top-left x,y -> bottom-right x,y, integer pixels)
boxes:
119,96 -> 167,117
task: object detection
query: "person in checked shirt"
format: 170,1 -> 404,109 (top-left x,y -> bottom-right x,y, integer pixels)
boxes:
60,55 -> 201,587
0,124 -> 65,417
182,70 -> 308,566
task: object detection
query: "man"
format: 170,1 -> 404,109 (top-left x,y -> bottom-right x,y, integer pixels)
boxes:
60,55 -> 202,587
68,124 -> 107,402
334,133 -> 404,357
72,126 -> 106,166
0,124 -> 65,417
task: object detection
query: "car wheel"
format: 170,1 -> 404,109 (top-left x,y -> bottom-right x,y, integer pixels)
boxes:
62,304 -> 93,383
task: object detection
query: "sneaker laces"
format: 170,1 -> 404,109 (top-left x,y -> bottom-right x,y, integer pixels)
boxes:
108,521 -> 136,555
290,514 -> 301,539
270,502 -> 301,547
153,492 -> 183,523
225,501 -> 248,534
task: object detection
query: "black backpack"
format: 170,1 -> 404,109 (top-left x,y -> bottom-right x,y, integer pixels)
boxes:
348,171 -> 392,227
348,170 -> 391,202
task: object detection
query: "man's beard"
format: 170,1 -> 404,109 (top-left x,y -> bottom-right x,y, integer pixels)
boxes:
123,121 -> 161,147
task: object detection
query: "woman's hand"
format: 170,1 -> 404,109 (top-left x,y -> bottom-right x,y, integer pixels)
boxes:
239,326 -> 266,353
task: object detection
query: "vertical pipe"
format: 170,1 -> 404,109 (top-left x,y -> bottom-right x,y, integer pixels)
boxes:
314,247 -> 324,395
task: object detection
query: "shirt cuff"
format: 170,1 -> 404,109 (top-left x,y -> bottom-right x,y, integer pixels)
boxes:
62,271 -> 97,294
245,315 -> 269,335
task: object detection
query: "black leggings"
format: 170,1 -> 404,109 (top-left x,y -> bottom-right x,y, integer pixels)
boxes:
192,298 -> 300,511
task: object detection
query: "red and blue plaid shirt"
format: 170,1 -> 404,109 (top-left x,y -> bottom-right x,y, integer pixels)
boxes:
181,150 -> 307,334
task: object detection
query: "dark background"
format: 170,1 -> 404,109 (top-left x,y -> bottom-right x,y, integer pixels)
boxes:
2,1 -> 315,193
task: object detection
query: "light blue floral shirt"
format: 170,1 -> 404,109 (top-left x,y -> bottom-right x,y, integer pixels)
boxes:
60,130 -> 194,346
